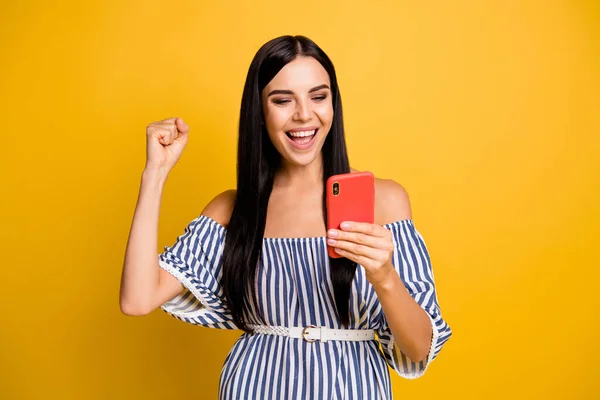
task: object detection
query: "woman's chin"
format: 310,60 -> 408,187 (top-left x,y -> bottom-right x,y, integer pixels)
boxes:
280,147 -> 323,167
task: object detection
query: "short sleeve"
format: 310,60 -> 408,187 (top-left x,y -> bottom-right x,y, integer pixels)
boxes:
376,220 -> 452,379
158,215 -> 237,330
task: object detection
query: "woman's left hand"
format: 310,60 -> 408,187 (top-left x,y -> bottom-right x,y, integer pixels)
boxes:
327,221 -> 395,288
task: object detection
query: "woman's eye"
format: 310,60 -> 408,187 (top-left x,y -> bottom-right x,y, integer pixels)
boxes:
273,95 -> 327,105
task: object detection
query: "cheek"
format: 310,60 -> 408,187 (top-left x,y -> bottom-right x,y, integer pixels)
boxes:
264,106 -> 289,131
263,109 -> 290,145
317,105 -> 334,127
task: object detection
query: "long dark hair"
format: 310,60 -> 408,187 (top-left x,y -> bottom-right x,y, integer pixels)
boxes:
221,35 -> 356,332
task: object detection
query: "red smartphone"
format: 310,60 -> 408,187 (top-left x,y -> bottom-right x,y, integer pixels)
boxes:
326,171 -> 375,258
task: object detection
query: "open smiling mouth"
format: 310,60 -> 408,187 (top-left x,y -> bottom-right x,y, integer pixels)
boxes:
285,128 -> 318,148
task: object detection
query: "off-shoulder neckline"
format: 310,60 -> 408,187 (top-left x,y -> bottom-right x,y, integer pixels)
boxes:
197,214 -> 414,242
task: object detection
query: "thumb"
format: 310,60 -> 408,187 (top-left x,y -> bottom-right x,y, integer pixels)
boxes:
175,117 -> 189,134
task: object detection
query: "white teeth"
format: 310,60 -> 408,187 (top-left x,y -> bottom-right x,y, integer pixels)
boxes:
288,129 -> 316,137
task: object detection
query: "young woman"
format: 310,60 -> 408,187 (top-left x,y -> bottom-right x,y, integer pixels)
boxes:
120,35 -> 452,399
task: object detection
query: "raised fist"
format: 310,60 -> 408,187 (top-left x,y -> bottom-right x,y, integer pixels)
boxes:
145,117 -> 189,172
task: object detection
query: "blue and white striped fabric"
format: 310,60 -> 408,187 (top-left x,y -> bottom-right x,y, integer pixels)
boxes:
159,215 -> 452,399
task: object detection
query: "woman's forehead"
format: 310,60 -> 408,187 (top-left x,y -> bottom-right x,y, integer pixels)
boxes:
265,57 -> 330,92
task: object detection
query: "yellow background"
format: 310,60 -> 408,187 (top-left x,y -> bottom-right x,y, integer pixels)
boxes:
1,0 -> 598,398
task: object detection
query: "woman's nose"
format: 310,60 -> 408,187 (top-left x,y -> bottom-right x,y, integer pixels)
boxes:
293,99 -> 312,121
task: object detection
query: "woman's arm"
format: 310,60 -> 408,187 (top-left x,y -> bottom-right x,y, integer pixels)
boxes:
119,168 -> 184,316
372,267 -> 433,362
119,117 -> 190,316
327,178 -> 432,362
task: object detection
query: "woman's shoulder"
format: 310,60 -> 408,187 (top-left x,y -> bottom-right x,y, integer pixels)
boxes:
201,189 -> 236,228
350,167 -> 412,224
373,175 -> 412,225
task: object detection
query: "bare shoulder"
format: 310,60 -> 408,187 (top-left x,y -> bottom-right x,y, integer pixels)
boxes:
374,177 -> 412,225
201,189 -> 236,228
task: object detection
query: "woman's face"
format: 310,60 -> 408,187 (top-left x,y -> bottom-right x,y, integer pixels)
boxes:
261,56 -> 334,167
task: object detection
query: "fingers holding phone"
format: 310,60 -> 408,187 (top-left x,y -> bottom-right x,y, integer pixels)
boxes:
327,220 -> 395,284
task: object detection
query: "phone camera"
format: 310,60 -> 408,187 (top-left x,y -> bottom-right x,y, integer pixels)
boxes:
333,182 -> 340,196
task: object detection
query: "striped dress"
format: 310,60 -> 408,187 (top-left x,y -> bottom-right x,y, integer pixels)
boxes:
159,215 -> 452,399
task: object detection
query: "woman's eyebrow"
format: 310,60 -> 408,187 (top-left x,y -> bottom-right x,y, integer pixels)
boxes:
267,84 -> 331,97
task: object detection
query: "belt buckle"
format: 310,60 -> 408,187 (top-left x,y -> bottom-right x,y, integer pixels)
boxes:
302,325 -> 318,343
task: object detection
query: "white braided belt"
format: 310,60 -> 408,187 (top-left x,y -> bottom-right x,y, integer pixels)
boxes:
248,324 -> 375,343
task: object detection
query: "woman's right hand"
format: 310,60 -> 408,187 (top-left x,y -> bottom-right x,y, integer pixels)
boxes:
145,117 -> 189,173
